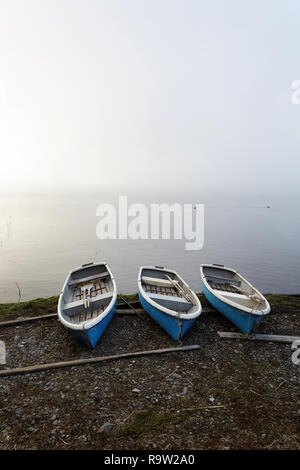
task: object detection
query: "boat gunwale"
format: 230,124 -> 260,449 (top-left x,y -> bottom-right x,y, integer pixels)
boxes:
138,266 -> 202,320
58,261 -> 117,331
200,264 -> 270,316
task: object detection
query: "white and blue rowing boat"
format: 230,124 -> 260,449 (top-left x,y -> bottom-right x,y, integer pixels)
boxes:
138,266 -> 202,341
58,262 -> 117,347
200,264 -> 270,334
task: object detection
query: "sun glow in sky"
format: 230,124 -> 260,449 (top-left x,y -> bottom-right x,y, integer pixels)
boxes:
0,0 -> 300,195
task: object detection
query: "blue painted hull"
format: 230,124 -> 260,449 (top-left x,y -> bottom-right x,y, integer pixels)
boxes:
200,280 -> 262,335
72,299 -> 117,348
138,293 -> 196,341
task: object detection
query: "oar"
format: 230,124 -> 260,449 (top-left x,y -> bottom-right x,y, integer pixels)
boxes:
164,275 -> 196,306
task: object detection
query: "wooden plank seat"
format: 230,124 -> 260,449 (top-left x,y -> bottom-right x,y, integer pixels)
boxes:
63,291 -> 113,316
148,292 -> 192,312
68,270 -> 109,287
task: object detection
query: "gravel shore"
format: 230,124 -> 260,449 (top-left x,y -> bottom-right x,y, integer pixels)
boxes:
0,294 -> 299,450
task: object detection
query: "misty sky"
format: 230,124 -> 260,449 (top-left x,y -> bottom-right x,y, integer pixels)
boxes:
0,0 -> 300,196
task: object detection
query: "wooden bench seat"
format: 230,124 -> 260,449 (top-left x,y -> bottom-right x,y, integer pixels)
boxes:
68,270 -> 109,287
142,276 -> 173,288
148,292 -> 192,312
63,291 -> 113,316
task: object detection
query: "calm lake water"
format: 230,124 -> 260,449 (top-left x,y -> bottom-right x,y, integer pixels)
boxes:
0,192 -> 299,302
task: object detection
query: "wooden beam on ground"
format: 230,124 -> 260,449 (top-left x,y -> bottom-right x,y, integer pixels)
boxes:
0,313 -> 58,327
0,344 -> 200,377
118,299 -> 141,309
0,340 -> 6,365
117,309 -> 144,315
0,309 -> 145,327
0,307 -> 216,328
218,331 -> 300,344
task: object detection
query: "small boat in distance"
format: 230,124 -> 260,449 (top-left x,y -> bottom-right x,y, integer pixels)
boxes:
58,262 -> 117,347
138,266 -> 202,341
200,264 -> 270,334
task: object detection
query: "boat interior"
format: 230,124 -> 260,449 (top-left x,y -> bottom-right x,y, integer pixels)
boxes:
202,266 -> 267,310
141,268 -> 198,314
60,264 -> 114,325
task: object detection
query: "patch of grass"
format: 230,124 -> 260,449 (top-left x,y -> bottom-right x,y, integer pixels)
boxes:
0,296 -> 59,319
117,293 -> 139,303
0,293 -> 139,320
117,409 -> 188,438
266,294 -> 300,305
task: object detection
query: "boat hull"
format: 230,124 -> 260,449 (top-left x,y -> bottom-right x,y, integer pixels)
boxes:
71,298 -> 117,348
200,280 -> 262,335
138,293 -> 196,341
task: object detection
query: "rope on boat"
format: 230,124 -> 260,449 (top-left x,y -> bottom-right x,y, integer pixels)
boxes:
249,292 -> 264,335
176,314 -> 183,346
